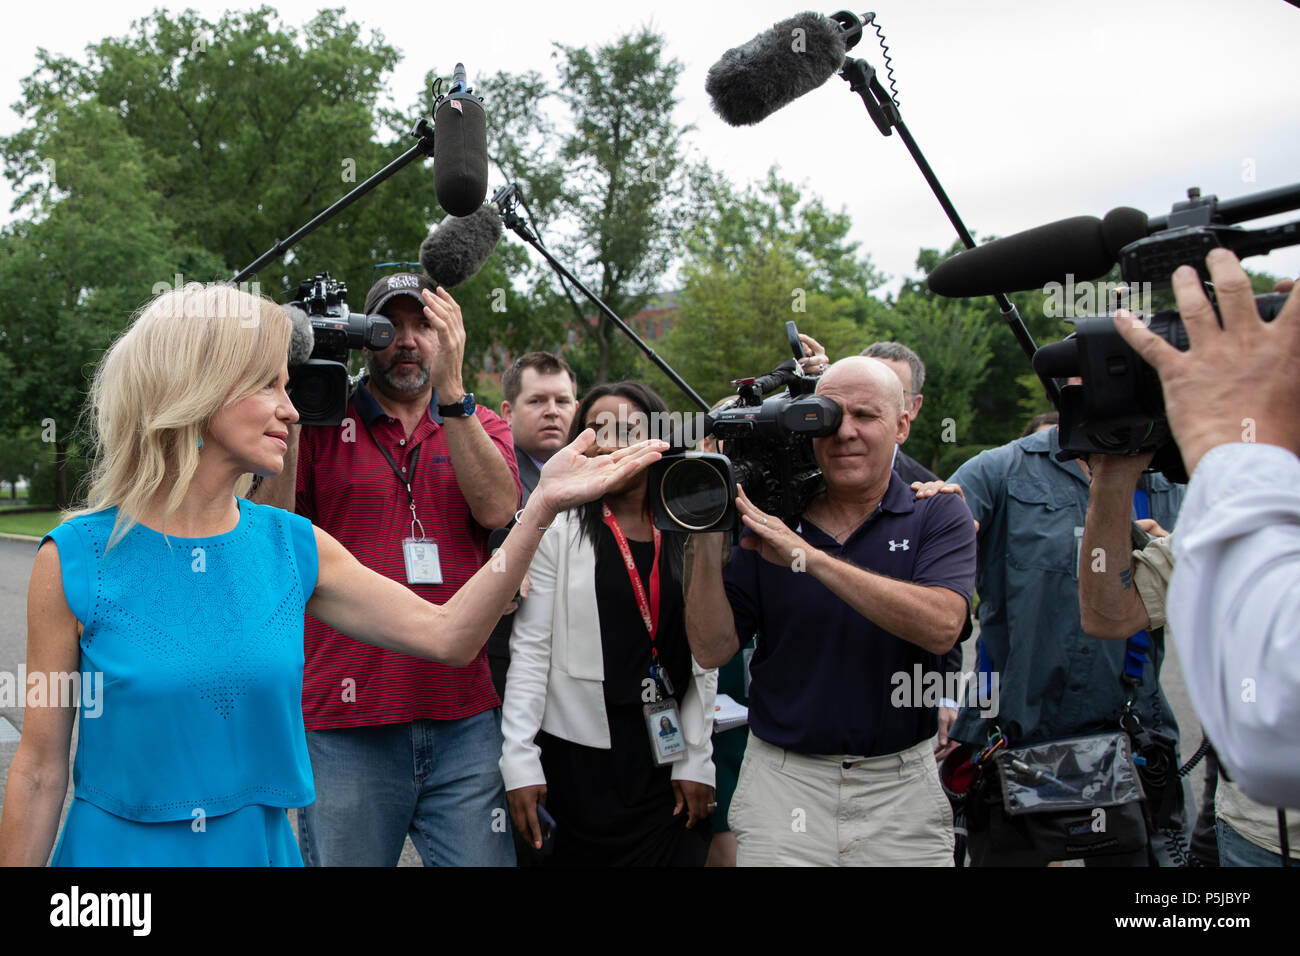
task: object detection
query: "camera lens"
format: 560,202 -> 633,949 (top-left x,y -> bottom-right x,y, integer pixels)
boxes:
659,459 -> 729,531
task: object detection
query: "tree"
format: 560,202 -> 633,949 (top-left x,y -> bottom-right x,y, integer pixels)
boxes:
0,8 -> 526,504
647,170 -> 886,410
0,428 -> 42,500
0,99 -> 177,506
478,29 -> 714,384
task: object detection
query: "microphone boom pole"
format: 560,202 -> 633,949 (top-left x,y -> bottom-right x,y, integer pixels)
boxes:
495,186 -> 711,414
836,14 -> 1060,407
232,118 -> 437,284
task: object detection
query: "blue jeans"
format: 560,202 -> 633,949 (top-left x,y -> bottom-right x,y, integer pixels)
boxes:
299,709 -> 515,866
1217,818 -> 1287,867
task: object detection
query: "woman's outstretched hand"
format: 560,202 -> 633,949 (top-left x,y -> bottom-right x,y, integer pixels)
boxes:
533,429 -> 667,518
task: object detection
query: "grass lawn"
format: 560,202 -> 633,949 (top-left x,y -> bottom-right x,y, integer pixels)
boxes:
0,510 -> 61,538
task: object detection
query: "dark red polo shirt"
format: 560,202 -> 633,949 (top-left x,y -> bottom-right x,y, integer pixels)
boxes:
296,379 -> 521,730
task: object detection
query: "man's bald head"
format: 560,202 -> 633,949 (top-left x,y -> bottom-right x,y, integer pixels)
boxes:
817,356 -> 906,417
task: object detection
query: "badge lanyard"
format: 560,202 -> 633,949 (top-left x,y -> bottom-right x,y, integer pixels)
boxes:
604,504 -> 686,767
361,415 -> 441,584
601,504 -> 670,697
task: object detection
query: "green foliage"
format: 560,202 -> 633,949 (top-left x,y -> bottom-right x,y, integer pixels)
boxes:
479,29 -> 714,384
0,429 -> 43,498
0,7 -> 460,504
646,169 -> 884,411
875,294 -> 993,477
27,444 -> 92,509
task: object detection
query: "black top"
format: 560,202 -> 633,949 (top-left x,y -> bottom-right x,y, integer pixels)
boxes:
594,524 -> 691,708
894,448 -> 939,485
536,521 -> 706,866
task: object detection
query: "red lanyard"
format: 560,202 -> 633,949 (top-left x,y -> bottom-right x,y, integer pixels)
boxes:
601,504 -> 662,649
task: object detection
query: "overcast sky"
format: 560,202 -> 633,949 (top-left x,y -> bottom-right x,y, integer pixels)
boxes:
4,0 -> 1299,296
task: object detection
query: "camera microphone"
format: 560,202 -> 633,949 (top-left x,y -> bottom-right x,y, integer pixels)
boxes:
433,63 -> 489,217
927,207 -> 1151,297
418,202 -> 504,289
705,11 -> 853,127
286,305 -> 315,366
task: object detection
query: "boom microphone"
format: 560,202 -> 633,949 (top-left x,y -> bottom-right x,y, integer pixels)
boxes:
418,202 -> 504,289
433,63 -> 489,217
705,11 -> 850,126
926,207 -> 1151,297
286,305 -> 315,365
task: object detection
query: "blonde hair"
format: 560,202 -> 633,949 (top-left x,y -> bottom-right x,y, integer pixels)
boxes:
66,283 -> 291,549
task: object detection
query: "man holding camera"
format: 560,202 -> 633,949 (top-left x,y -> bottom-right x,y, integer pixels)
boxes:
1079,447 -> 1300,865
930,384 -> 1192,865
684,356 -> 976,866
1115,251 -> 1300,808
254,272 -> 521,866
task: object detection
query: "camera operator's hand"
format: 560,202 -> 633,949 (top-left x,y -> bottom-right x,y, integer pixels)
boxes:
1114,249 -> 1300,474
797,333 -> 829,376
734,484 -> 808,567
1086,450 -> 1154,485
420,286 -> 468,401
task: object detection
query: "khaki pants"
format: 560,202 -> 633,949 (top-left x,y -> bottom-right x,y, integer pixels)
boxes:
729,732 -> 954,866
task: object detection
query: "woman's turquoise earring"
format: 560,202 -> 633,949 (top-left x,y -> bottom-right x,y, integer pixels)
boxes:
197,436 -> 204,450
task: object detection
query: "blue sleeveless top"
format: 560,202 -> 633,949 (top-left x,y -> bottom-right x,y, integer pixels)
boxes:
44,498 -> 318,823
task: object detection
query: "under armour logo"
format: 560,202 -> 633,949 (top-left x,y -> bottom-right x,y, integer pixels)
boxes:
888,539 -> 910,552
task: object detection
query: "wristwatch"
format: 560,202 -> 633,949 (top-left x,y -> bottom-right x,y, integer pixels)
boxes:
438,392 -> 476,418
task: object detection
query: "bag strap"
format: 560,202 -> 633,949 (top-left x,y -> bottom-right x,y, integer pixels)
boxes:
1121,488 -> 1154,690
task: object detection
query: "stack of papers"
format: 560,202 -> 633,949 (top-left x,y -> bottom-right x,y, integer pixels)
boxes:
713,693 -> 749,733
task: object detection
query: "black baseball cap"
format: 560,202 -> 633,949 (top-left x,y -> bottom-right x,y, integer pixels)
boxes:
364,272 -> 437,316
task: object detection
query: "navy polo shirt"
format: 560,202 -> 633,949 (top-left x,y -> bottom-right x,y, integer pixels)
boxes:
723,472 -> 977,757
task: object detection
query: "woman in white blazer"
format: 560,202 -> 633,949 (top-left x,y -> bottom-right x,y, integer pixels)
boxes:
500,382 -> 717,866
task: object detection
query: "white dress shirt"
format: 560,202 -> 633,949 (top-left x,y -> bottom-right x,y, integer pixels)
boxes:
1168,442 -> 1300,807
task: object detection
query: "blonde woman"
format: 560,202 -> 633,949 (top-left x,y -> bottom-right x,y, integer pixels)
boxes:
0,283 -> 663,866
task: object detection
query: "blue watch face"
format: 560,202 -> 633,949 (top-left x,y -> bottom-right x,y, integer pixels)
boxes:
441,393 -> 475,416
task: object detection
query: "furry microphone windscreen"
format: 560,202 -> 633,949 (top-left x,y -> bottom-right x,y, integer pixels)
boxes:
419,203 -> 504,289
705,12 -> 847,127
286,305 -> 315,366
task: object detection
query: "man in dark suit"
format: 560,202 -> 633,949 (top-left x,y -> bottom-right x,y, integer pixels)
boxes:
862,341 -> 937,486
487,352 -> 579,697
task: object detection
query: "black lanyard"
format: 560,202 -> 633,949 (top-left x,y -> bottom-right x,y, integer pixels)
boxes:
360,414 -> 424,535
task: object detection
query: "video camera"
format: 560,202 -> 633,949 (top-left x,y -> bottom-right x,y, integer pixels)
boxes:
287,273 -> 394,427
647,322 -> 842,533
1029,183 -> 1300,482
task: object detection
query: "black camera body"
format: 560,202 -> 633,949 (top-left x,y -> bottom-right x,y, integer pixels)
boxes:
1031,185 -> 1300,482
287,273 -> 394,427
648,322 -> 842,533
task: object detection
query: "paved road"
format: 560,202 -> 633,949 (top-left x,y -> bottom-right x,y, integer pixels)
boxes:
0,535 -> 1208,867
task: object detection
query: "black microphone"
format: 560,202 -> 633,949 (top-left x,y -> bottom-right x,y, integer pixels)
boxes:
418,202 -> 504,289
705,11 -> 851,127
433,63 -> 489,217
926,207 -> 1151,297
